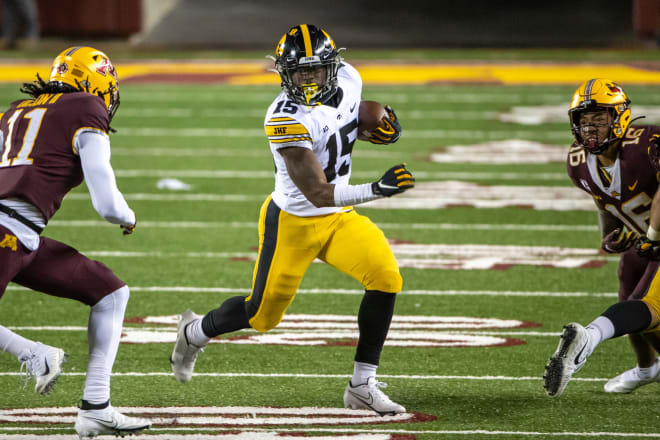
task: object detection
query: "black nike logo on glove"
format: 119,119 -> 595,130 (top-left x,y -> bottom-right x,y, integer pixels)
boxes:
350,102 -> 357,112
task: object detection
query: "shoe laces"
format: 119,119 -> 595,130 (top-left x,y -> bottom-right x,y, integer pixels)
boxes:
368,380 -> 395,404
188,344 -> 204,363
18,350 -> 40,389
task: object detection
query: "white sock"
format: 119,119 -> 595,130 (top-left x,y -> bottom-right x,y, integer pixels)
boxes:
0,325 -> 37,358
638,360 -> 659,380
185,318 -> 210,347
352,361 -> 377,386
585,316 -> 615,355
83,286 -> 129,405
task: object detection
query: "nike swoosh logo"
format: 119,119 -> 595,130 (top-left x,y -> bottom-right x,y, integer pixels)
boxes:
83,415 -> 116,426
628,181 -> 638,191
349,390 -> 374,406
574,343 -> 586,365
350,102 -> 357,112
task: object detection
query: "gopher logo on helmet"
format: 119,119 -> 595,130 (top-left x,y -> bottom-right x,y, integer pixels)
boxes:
95,57 -> 116,78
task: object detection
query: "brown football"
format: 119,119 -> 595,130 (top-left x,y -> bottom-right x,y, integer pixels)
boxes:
357,100 -> 387,141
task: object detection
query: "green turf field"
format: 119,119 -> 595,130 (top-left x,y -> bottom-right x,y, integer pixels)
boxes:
0,55 -> 659,439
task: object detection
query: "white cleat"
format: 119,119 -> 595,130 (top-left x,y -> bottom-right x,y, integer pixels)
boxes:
170,309 -> 204,383
543,323 -> 590,398
18,342 -> 67,395
604,357 -> 660,393
343,377 -> 406,416
74,405 -> 151,439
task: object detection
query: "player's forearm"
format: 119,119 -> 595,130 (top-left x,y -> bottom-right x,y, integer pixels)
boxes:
597,209 -> 622,238
333,183 -> 380,207
78,132 -> 135,226
648,187 -> 660,240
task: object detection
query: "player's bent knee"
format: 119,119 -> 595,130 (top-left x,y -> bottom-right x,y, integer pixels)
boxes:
365,269 -> 402,294
643,298 -> 660,327
249,315 -> 283,333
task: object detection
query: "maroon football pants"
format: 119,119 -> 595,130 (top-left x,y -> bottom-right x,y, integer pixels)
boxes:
0,225 -> 124,306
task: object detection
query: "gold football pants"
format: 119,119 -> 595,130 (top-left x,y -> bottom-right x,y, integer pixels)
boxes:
245,196 -> 402,332
643,265 -> 660,330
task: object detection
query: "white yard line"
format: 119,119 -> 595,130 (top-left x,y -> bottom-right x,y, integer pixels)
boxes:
110,147 -> 399,158
1,429 -> 658,439
1,429 -> 659,439
117,108 -> 498,120
45,219 -> 597,232
109,170 -> 568,180
0,371 -> 608,381
113,127 -> 570,141
5,285 -> 616,297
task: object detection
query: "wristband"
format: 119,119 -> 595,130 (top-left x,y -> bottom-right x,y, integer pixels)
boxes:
648,225 -> 660,241
333,183 -> 381,207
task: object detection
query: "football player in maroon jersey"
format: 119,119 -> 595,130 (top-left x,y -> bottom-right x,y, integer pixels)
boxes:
0,47 -> 150,437
544,78 -> 660,398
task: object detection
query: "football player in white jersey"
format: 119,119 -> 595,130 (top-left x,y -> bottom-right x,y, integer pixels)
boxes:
171,24 -> 414,415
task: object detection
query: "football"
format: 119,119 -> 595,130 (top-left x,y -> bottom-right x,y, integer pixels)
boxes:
357,100 -> 387,141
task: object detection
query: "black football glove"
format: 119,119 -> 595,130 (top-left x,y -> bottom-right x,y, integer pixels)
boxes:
601,227 -> 637,254
368,105 -> 401,145
372,163 -> 415,197
648,133 -> 660,172
120,215 -> 136,236
636,235 -> 660,259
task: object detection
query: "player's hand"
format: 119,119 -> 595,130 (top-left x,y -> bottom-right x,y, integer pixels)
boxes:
372,163 -> 414,197
120,217 -> 136,235
636,235 -> 660,259
648,133 -> 660,171
601,227 -> 637,254
368,105 -> 401,145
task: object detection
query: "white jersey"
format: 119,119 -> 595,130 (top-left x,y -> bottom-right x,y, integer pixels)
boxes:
264,62 -> 362,217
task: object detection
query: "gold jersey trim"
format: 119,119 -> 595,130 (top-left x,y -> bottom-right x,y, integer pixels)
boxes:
265,122 -> 310,137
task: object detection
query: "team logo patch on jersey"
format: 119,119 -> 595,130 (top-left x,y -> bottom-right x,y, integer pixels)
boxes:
0,234 -> 17,251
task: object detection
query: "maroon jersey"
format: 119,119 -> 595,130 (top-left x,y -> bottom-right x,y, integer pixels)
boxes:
567,124 -> 660,235
0,92 -> 109,221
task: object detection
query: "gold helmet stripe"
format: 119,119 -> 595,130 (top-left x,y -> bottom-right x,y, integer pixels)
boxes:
275,34 -> 286,57
584,79 -> 596,101
321,29 -> 336,49
300,24 -> 313,57
65,46 -> 82,56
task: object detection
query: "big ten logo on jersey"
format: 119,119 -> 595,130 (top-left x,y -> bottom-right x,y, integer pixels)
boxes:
622,126 -> 645,147
568,145 -> 586,166
580,179 -> 591,192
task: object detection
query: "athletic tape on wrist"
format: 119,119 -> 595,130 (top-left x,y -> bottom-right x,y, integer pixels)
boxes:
334,183 -> 381,207
648,225 -> 660,241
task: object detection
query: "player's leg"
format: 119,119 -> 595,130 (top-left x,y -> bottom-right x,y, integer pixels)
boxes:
605,255 -> 660,392
13,236 -> 151,436
172,197 -> 320,382
0,226 -> 66,395
319,211 -> 405,415
544,273 -> 659,398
